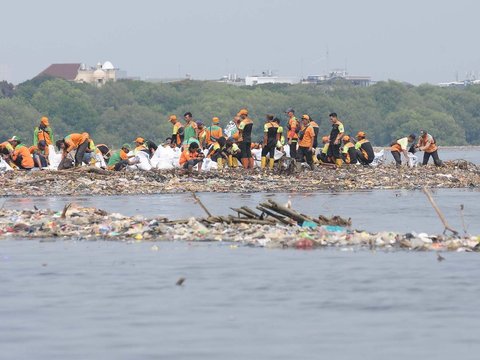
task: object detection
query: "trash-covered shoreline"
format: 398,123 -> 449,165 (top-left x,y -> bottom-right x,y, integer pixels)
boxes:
0,160 -> 479,197
0,202 -> 478,252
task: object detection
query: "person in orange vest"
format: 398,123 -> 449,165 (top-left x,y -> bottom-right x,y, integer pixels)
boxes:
416,130 -> 443,166
206,117 -> 223,146
197,121 -> 208,149
285,108 -> 299,159
237,108 -> 254,169
355,131 -> 375,166
0,140 -> 14,157
390,134 -> 417,166
261,114 -> 279,170
327,112 -> 345,167
29,140 -> 49,169
318,136 -> 331,163
297,115 -> 315,169
342,135 -> 357,164
179,142 -> 204,173
58,132 -> 90,168
33,116 -> 54,157
309,116 -> 320,164
8,136 -> 34,170
169,115 -> 184,148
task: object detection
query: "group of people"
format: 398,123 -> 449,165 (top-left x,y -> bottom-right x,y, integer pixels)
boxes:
0,110 -> 444,172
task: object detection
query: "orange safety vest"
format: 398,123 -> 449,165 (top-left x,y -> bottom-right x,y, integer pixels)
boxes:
419,134 -> 438,153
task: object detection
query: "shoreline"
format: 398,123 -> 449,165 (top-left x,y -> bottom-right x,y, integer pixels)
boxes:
1,161 -> 479,197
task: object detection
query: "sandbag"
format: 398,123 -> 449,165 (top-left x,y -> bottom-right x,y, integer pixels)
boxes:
127,151 -> 152,171
0,158 -> 13,172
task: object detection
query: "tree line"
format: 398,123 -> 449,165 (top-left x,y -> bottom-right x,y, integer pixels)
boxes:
1,77 -> 479,148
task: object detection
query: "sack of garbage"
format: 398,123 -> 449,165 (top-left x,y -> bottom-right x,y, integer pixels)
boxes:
128,151 -> 152,171
0,157 -> 13,172
371,149 -> 386,167
407,152 -> 418,167
48,145 -> 62,170
151,146 -> 177,170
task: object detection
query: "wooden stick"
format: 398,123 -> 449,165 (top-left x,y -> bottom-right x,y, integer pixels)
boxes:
61,203 -> 72,219
230,207 -> 258,219
256,206 -> 295,225
422,187 -> 458,236
192,192 -> 212,217
19,176 -> 57,185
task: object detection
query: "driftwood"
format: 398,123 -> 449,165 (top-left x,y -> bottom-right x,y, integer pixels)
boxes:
192,192 -> 212,217
422,187 -> 458,236
18,176 -> 57,185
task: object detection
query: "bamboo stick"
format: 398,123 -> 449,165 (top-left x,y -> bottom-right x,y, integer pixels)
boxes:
422,187 -> 458,236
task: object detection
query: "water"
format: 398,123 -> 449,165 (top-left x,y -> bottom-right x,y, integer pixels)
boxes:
385,146 -> 480,164
0,240 -> 479,360
3,189 -> 480,234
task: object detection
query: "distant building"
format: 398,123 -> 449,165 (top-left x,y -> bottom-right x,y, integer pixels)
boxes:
217,74 -> 245,86
37,61 -> 120,86
245,70 -> 300,86
302,69 -> 371,87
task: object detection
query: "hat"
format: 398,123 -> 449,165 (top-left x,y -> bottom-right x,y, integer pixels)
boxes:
301,114 -> 310,121
342,135 -> 350,142
409,133 -> 417,140
212,117 -> 220,123
196,120 -> 204,127
238,109 -> 248,116
356,131 -> 366,139
135,137 -> 145,144
285,108 -> 295,114
121,143 -> 131,150
169,115 -> 177,121
8,135 -> 20,143
38,140 -> 47,147
41,116 -> 49,126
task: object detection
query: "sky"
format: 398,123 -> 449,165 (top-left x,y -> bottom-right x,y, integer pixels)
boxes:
1,0 -> 479,85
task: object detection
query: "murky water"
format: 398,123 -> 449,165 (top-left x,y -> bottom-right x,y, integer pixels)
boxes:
0,240 -> 479,360
3,189 -> 479,234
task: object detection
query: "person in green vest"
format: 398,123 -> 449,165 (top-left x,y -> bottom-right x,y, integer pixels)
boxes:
107,144 -> 136,171
183,112 -> 198,147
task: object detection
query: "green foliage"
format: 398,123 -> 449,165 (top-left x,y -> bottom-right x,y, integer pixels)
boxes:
1,78 -> 480,148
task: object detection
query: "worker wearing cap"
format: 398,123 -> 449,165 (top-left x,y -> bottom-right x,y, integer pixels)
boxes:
206,117 -> 223,146
29,140 -> 49,169
183,112 -> 198,145
341,136 -> 357,164
318,136 -> 331,163
169,115 -> 184,148
179,141 -> 204,173
285,108 -> 299,159
390,134 -> 416,166
261,114 -> 279,170
328,112 -> 345,167
309,116 -> 320,164
61,132 -> 90,167
197,121 -> 207,148
416,130 -> 443,166
273,117 -> 285,148
8,136 -> 34,170
297,115 -> 315,169
207,136 -> 228,169
108,144 -> 134,171
0,140 -> 14,156
134,137 -> 148,154
355,131 -> 375,165
237,108 -> 254,169
33,116 -> 54,157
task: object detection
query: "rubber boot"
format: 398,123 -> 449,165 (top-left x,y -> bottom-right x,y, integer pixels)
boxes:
335,158 -> 343,168
217,158 -> 223,169
249,157 -> 254,169
269,158 -> 275,170
312,152 -> 319,164
261,156 -> 267,169
228,155 -> 233,167
232,157 -> 238,168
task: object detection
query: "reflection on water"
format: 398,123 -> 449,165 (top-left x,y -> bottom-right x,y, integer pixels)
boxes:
0,241 -> 479,360
2,189 -> 480,234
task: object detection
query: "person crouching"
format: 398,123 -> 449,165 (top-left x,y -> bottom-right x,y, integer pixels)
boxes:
179,142 -> 204,173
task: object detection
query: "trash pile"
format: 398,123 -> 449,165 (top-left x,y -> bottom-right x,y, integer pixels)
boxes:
0,201 -> 478,252
0,161 -> 479,197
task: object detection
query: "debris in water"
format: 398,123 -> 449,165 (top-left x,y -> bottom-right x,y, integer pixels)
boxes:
176,277 -> 186,286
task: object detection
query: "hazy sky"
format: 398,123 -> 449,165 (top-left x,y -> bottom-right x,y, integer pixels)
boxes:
1,0 -> 479,84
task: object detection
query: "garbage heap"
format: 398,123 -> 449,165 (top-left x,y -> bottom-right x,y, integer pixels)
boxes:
0,201 -> 478,252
